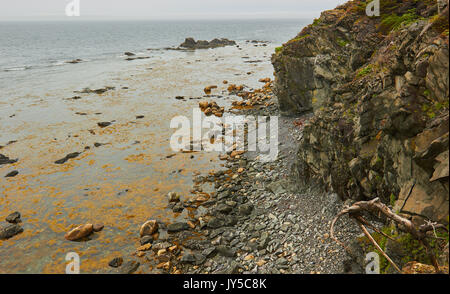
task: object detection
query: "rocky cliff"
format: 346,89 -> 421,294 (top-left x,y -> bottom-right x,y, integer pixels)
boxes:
272,0 -> 449,224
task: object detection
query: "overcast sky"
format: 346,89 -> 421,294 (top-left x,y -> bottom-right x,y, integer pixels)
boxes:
0,0 -> 348,20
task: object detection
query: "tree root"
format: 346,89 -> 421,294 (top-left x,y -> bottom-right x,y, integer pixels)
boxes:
330,197 -> 448,274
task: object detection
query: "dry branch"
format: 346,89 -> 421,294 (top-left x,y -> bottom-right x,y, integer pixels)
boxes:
330,197 -> 448,273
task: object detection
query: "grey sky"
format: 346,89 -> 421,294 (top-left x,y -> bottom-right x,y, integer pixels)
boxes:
0,0 -> 348,20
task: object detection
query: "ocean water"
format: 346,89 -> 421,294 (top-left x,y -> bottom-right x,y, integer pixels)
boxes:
0,20 -> 305,77
0,20 -> 309,273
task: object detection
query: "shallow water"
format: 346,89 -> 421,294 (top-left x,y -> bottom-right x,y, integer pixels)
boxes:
0,20 -> 307,273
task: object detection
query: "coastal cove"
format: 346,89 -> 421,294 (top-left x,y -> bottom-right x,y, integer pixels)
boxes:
1,0 -> 449,275
0,20 -> 307,273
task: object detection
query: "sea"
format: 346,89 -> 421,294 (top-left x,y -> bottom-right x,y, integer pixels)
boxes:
0,19 -> 309,273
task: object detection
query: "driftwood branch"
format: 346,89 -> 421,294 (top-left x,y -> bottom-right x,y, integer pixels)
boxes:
358,222 -> 402,273
330,197 -> 448,273
418,0 -> 449,39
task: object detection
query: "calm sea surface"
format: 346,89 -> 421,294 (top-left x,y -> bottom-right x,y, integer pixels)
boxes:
0,20 -> 309,273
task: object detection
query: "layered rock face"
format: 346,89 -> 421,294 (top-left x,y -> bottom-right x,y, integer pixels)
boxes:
273,0 -> 449,223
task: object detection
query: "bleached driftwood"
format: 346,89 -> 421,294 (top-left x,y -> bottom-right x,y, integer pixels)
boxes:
330,197 -> 448,273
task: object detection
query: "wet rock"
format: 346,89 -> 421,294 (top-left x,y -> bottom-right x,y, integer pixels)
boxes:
97,122 -> 112,128
93,223 -> 104,232
137,243 -> 152,252
140,235 -> 154,246
0,154 -> 17,166
66,59 -> 82,64
204,85 -> 217,95
172,202 -> 184,213
76,86 -> 115,95
167,222 -> 190,233
198,101 -> 224,117
55,152 -> 81,164
119,260 -> 140,274
259,78 -> 271,83
108,257 -> 123,268
125,56 -> 150,61
179,38 -> 236,49
5,170 -> 19,178
64,224 -> 94,241
168,192 -> 180,203
0,223 -> 23,239
5,212 -> 21,223
139,220 -> 158,237
124,52 -> 135,56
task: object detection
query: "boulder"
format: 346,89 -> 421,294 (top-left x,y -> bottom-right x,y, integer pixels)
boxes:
0,223 -> 23,239
64,224 -> 93,241
5,211 -> 21,223
139,220 -> 158,237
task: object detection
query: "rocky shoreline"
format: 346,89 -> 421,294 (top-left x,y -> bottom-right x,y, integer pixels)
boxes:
101,82 -> 365,274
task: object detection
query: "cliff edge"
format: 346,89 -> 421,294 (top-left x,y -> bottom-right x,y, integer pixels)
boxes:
272,0 -> 449,224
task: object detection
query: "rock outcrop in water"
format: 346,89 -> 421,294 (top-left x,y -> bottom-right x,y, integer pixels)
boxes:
0,154 -> 17,165
179,38 -> 236,49
272,0 -> 449,223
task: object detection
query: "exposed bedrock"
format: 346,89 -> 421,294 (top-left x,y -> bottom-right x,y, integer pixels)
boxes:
272,0 -> 449,223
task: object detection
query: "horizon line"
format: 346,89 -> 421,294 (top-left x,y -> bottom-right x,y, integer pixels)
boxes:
0,11 -> 323,22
